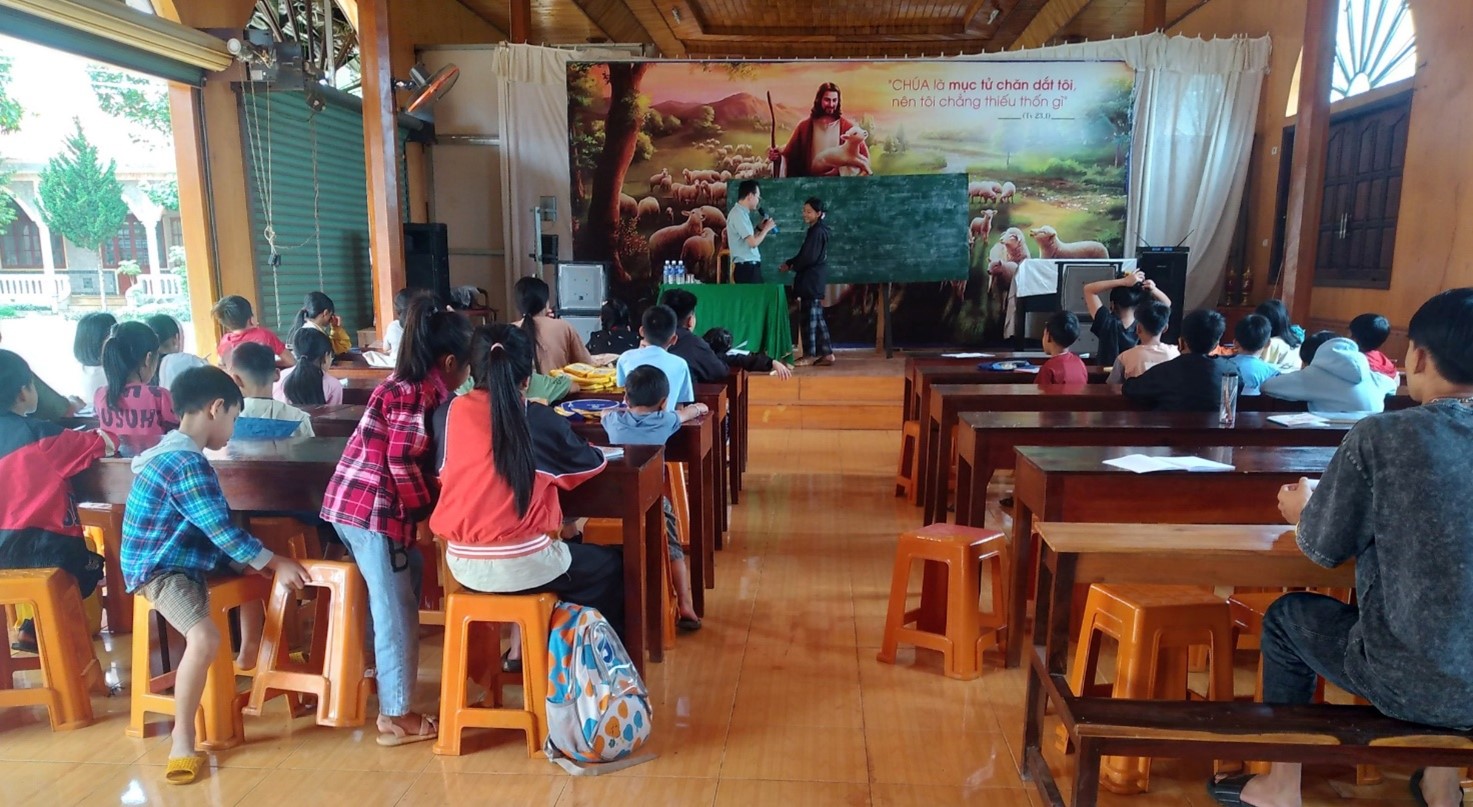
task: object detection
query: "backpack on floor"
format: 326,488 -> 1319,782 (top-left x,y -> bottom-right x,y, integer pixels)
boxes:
543,602 -> 655,775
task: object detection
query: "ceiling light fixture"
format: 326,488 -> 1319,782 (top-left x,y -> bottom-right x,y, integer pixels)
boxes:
988,8 -> 1000,24
671,7 -> 682,23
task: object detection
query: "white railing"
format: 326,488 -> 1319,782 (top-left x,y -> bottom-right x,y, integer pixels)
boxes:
133,273 -> 184,299
0,274 -> 71,306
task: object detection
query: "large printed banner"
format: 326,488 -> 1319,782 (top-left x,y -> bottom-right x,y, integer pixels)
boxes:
567,60 -> 1134,344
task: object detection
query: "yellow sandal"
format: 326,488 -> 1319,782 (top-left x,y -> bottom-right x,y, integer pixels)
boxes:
164,755 -> 203,785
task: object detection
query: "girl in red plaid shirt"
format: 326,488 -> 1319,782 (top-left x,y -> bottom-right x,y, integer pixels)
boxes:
320,296 -> 473,747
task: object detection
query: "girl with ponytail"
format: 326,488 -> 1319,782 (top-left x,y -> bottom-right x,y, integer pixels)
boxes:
320,294 -> 473,747
276,328 -> 341,406
513,276 -> 592,374
430,324 -> 625,667
95,321 -> 177,438
289,291 -> 352,356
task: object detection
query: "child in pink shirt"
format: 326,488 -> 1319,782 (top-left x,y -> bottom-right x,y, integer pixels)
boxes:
94,322 -> 177,438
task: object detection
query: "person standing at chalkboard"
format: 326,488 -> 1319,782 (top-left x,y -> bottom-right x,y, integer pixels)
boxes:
727,180 -> 777,284
780,197 -> 835,367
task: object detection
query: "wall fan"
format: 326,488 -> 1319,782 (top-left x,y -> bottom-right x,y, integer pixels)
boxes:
395,63 -> 459,120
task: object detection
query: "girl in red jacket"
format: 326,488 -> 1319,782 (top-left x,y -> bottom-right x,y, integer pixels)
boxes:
431,324 -> 623,669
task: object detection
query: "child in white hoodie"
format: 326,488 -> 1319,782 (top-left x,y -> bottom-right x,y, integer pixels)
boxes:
1261,331 -> 1398,413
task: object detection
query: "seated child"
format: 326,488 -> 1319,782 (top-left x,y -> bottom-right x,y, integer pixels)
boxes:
121,366 -> 308,784
1123,309 -> 1232,412
275,328 -> 342,407
1,325 -> 82,420
1108,301 -> 1179,383
602,365 -> 709,630
1229,314 -> 1282,395
0,349 -> 114,652
431,324 -> 623,667
1037,311 -> 1088,386
211,295 -> 292,368
702,327 -> 794,379
587,299 -> 641,356
1350,312 -> 1399,381
1081,271 -> 1172,368
289,291 -> 353,357
1261,330 -> 1397,413
1256,299 -> 1304,371
95,322 -> 178,439
74,311 -> 117,404
616,304 -> 694,412
229,342 -> 314,438
661,288 -> 731,383
146,314 -> 208,390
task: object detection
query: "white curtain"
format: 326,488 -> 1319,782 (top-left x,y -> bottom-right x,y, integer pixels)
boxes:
952,33 -> 1272,309
493,34 -> 1270,310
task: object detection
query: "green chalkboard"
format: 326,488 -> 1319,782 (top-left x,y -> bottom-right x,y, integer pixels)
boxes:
726,173 -> 969,285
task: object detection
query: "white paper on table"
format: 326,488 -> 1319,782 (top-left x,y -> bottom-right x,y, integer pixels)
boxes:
1103,454 -> 1236,473
1310,411 -> 1369,424
941,352 -> 990,358
361,351 -> 395,368
1268,413 -> 1328,428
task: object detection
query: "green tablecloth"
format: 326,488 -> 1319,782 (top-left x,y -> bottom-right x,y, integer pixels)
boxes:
659,283 -> 794,362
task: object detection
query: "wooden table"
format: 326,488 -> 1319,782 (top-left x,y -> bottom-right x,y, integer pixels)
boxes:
724,370 -> 748,501
71,437 -> 671,672
921,384 -> 1133,524
341,377 -> 377,406
911,362 -> 1111,441
903,351 -> 1051,421
299,404 -> 364,437
572,415 -> 716,617
1021,523 -> 1354,807
953,411 -> 1353,527
1002,444 -> 1337,668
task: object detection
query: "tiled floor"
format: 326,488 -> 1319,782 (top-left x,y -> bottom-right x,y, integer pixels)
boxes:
0,428 -> 1439,805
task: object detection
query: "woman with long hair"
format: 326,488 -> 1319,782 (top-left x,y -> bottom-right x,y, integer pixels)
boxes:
289,291 -> 352,356
1256,299 -> 1304,371
514,276 -> 591,373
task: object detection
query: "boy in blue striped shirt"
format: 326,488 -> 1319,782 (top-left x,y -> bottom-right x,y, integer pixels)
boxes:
121,366 -> 308,784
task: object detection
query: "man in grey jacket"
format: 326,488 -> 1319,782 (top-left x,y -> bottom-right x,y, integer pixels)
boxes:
1209,288 -> 1473,807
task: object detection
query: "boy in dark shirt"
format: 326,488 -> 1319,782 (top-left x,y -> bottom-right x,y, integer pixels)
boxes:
586,299 -> 641,356
1123,308 -> 1231,412
1037,311 -> 1088,386
1209,288 -> 1473,807
1082,271 -> 1171,368
702,327 -> 793,380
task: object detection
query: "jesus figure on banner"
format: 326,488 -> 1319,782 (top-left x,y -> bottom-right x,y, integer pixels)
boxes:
768,83 -> 872,177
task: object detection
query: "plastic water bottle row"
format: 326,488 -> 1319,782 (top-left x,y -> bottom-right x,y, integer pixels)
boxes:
663,261 -> 700,285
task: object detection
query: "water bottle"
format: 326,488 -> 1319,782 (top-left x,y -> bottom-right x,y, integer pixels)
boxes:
663,261 -> 673,285
1219,373 -> 1240,427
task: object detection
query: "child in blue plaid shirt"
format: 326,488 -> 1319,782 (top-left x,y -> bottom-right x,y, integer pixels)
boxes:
121,366 -> 309,785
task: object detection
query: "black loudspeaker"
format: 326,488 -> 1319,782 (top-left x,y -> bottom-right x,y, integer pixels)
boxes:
1138,247 -> 1189,341
403,222 -> 451,305
539,234 -> 559,263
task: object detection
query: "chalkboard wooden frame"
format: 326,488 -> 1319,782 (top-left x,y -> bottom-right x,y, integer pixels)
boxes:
726,174 -> 970,285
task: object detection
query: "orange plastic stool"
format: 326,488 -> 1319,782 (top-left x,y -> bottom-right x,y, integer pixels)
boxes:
79,504 -> 129,634
127,575 -> 272,750
0,569 -> 102,730
1065,584 -> 1235,794
896,420 -> 920,501
433,590 -> 557,757
876,523 -> 1009,680
244,561 -> 370,727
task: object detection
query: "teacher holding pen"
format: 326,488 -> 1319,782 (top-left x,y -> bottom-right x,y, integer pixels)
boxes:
780,197 -> 834,367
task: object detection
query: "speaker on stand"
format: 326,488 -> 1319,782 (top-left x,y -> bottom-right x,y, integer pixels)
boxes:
1137,247 -> 1189,342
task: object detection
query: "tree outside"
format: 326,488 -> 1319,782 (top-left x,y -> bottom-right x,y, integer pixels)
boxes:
38,119 -> 131,310
0,55 -> 23,231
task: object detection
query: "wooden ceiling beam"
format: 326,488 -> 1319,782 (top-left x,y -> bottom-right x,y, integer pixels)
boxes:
616,0 -> 685,55
569,0 -> 651,43
1143,0 -> 1166,31
699,22 -> 967,37
508,0 -> 531,42
1007,0 -> 1091,49
682,37 -> 997,59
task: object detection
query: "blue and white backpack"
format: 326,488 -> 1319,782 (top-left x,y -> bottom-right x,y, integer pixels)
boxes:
543,602 -> 655,775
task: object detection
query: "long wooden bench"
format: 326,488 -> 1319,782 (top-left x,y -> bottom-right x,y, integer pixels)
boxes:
1028,687 -> 1473,807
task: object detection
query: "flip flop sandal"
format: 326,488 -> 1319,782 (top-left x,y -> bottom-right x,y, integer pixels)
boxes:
1205,773 -> 1261,806
501,650 -> 522,674
817,355 -> 837,366
376,714 -> 438,747
164,755 -> 203,785
676,616 -> 702,632
10,637 -> 37,654
1409,768 -> 1465,807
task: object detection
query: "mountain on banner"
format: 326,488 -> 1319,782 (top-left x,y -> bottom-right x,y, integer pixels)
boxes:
651,92 -> 804,129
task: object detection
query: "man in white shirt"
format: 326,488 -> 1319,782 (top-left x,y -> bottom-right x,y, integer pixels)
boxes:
726,180 -> 776,284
